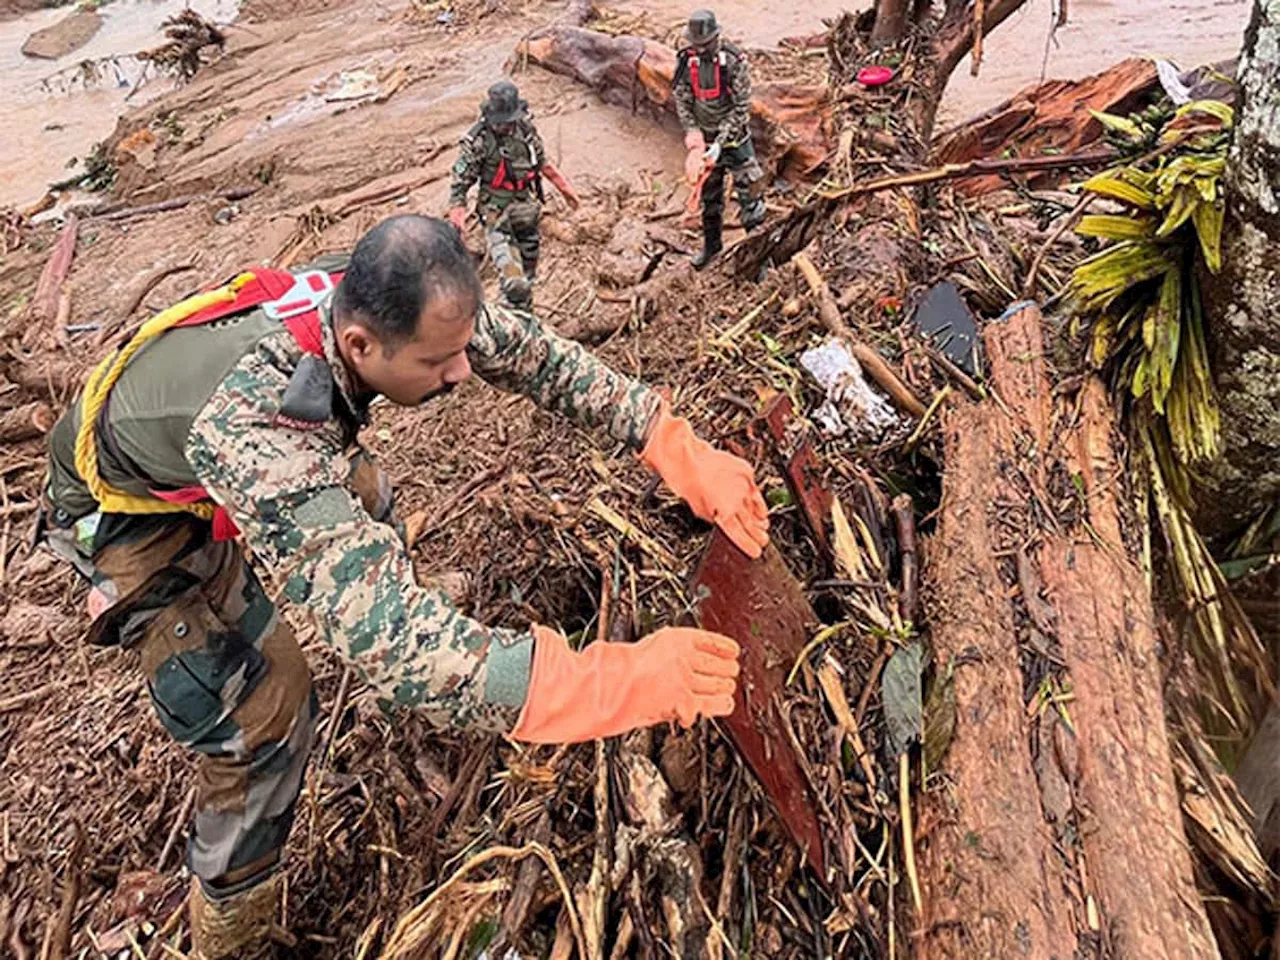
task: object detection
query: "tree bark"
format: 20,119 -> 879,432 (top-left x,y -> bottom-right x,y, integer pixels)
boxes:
1198,0 -> 1280,537
922,304 -> 1219,959
920,0 -> 1031,141
870,0 -> 912,47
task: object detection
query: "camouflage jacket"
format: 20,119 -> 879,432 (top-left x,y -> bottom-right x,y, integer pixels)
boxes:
449,117 -> 547,212
54,283 -> 659,732
672,43 -> 753,149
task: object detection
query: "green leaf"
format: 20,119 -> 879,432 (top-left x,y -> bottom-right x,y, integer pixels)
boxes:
1082,170 -> 1157,210
1192,200 -> 1225,273
765,486 -> 794,508
1175,99 -> 1235,128
1071,242 -> 1171,312
1076,214 -> 1154,241
1089,109 -> 1145,140
1156,185 -> 1199,237
882,641 -> 923,757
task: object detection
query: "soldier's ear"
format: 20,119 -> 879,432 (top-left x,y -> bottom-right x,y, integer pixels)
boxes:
336,319 -> 378,364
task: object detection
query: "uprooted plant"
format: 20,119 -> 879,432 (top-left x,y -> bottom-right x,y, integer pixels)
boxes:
1069,98 -> 1271,760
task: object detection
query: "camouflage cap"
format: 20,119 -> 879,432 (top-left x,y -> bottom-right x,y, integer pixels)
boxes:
482,80 -> 526,125
686,9 -> 720,45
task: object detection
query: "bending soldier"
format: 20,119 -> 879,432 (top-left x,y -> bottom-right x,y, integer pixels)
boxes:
41,215 -> 767,958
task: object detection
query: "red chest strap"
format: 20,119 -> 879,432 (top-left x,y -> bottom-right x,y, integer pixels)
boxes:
689,52 -> 724,101
150,267 -> 343,541
489,157 -> 538,192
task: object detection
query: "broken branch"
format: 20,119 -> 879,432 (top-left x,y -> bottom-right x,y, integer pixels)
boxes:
792,252 -> 928,418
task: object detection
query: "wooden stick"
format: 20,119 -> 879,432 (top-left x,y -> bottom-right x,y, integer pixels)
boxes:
45,822 -> 84,960
80,187 -> 256,224
924,346 -> 983,399
891,494 -> 918,625
156,788 -> 196,872
900,752 -> 922,913
1022,194 -> 1093,298
826,149 -> 1116,203
124,260 -> 199,319
792,252 -> 928,418
970,0 -> 986,75
0,402 -> 56,444
382,844 -> 587,958
0,683 -> 58,714
818,660 -> 879,793
29,217 -> 77,324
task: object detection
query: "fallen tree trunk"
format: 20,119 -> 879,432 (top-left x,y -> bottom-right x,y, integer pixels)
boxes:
921,303 -> 1219,958
517,26 -> 834,177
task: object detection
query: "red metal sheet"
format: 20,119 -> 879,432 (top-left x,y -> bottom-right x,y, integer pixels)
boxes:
760,394 -> 833,558
690,532 -> 827,876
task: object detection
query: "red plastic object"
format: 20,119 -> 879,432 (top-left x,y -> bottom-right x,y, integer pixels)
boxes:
857,65 -> 894,87
690,534 -> 827,877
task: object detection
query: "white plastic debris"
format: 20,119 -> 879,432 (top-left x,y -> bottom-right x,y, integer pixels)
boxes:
1156,60 -> 1192,106
799,338 -> 898,440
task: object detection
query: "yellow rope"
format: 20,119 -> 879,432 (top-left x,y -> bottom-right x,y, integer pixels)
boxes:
74,273 -> 257,518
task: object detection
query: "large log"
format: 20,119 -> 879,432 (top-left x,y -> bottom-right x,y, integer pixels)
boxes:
921,303 -> 1218,958
518,26 -> 833,177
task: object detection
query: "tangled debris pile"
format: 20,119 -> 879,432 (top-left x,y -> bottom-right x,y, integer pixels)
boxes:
0,3 -> 1273,959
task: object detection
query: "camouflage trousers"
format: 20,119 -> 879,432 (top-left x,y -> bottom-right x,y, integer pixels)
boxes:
481,200 -> 541,308
40,452 -> 394,896
700,135 -> 765,229
44,511 -> 317,894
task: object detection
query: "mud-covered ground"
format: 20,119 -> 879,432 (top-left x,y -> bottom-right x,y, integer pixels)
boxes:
0,0 -> 1257,956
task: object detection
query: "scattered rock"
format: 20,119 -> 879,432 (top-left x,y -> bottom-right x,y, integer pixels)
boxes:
21,10 -> 102,61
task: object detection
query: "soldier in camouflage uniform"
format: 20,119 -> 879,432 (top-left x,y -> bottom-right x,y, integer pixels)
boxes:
41,215 -> 768,958
448,80 -> 580,309
673,9 -> 765,269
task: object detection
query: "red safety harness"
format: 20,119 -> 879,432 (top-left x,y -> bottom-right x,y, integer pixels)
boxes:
489,156 -> 539,193
688,50 -> 729,101
150,268 -> 343,541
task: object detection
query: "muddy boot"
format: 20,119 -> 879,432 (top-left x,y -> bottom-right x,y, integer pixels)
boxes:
499,261 -> 533,309
190,873 -> 292,960
740,196 -> 766,232
692,212 -> 723,271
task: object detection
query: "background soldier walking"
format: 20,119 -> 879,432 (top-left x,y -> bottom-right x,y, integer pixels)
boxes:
448,80 -> 580,307
674,8 -> 766,269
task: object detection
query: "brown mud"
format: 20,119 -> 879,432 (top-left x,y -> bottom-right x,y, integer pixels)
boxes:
0,1 -> 1265,958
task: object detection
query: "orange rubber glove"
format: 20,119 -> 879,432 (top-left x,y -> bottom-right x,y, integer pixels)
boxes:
541,162 -> 580,209
640,407 -> 769,558
510,625 -> 740,743
447,206 -> 467,232
684,130 -> 706,185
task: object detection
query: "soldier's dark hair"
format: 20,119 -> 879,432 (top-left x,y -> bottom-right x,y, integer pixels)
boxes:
333,215 -> 481,351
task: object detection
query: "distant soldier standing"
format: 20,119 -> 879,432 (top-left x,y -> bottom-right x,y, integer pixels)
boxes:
674,8 -> 765,269
448,80 -> 580,308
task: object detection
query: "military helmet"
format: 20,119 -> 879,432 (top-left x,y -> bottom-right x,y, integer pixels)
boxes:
482,80 -> 525,125
686,9 -> 720,46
